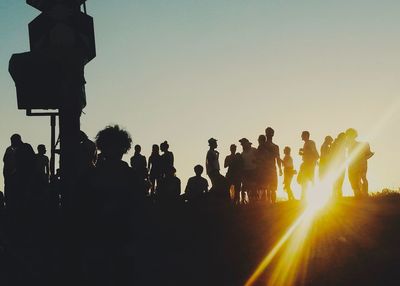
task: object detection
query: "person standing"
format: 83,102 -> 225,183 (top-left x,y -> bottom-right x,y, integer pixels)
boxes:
160,141 -> 174,178
130,145 -> 148,179
206,138 -> 220,189
319,136 -> 333,180
330,132 -> 346,198
282,146 -> 296,201
148,144 -> 162,196
297,131 -> 319,200
224,144 -> 243,204
256,135 -> 269,201
239,138 -> 258,203
3,134 -> 35,210
264,127 -> 283,204
346,128 -> 374,197
35,144 -> 50,186
77,125 -> 146,285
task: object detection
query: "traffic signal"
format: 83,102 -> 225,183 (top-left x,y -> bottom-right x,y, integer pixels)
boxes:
9,51 -> 86,110
9,0 -> 95,110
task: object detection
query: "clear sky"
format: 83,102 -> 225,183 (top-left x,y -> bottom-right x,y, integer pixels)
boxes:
1,0 -> 399,197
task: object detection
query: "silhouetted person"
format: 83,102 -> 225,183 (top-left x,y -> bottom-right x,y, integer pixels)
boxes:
77,125 -> 145,286
160,141 -> 174,178
319,135 -> 333,180
130,144 -> 148,179
239,138 -> 257,203
331,132 -> 346,198
297,131 -> 319,200
185,165 -> 208,203
224,144 -> 243,205
206,138 -> 220,190
264,127 -> 283,203
282,146 -> 296,201
256,135 -> 268,199
346,128 -> 374,197
77,131 -> 97,175
3,143 -> 16,200
156,166 -> 181,202
35,144 -> 50,186
3,134 -> 35,210
148,144 -> 162,196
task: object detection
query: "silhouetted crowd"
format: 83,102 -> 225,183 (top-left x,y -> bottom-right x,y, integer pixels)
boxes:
1,125 -> 374,213
0,125 -> 375,285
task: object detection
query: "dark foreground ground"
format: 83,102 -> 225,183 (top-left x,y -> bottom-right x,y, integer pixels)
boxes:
1,195 -> 400,286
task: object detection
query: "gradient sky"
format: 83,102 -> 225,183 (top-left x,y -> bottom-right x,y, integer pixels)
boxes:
1,0 -> 399,197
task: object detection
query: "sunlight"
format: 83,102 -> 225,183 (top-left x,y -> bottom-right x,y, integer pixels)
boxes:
305,180 -> 332,212
245,96 -> 400,285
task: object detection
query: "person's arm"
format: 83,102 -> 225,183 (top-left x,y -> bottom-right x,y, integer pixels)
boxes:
143,156 -> 148,170
177,179 -> 181,196
130,156 -> 134,168
276,146 -> 283,176
184,179 -> 190,194
366,144 -> 374,159
206,151 -> 211,173
313,142 -> 320,159
147,156 -> 151,170
45,157 -> 50,180
204,179 -> 209,193
224,155 -> 230,168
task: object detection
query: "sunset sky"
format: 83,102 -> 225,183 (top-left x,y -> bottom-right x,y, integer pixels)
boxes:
1,0 -> 399,197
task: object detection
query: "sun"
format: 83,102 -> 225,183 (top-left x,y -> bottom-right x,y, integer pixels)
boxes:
305,178 -> 333,212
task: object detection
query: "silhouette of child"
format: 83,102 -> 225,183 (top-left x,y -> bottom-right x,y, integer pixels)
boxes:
282,146 -> 296,201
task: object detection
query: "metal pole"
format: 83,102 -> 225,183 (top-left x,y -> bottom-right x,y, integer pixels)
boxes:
50,114 -> 56,177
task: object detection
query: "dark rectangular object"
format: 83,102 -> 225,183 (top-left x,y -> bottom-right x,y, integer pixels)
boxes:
9,52 -> 63,110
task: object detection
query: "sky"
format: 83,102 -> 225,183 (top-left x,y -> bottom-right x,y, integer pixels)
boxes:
1,0 -> 399,197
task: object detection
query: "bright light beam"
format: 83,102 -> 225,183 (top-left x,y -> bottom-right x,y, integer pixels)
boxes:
245,98 -> 400,286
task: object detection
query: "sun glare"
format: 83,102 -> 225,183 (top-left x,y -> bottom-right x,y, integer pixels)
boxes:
244,98 -> 400,285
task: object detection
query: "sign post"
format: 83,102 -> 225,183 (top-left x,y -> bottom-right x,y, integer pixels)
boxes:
9,0 -> 96,207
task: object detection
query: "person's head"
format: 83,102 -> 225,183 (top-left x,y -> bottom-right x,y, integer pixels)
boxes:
10,134 -> 22,148
95,125 -> 132,160
239,138 -> 251,150
284,146 -> 291,155
152,144 -> 159,154
258,134 -> 266,145
37,144 -> 46,155
160,141 -> 169,152
265,127 -> 274,139
134,144 -> 141,154
194,164 -> 204,176
324,136 -> 333,144
230,144 -> 237,154
208,138 -> 218,149
336,132 -> 346,142
301,131 -> 310,141
345,128 -> 358,141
